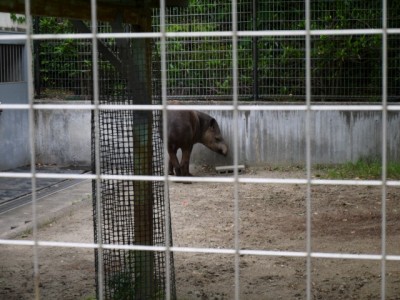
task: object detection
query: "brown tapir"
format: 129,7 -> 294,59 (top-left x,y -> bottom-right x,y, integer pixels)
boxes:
167,110 -> 228,176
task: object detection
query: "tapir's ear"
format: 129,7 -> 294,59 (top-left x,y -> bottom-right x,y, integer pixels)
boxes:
209,118 -> 217,130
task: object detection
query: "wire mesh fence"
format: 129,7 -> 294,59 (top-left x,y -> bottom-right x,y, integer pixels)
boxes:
32,1 -> 400,101
92,108 -> 175,299
0,0 -> 400,300
90,24 -> 176,297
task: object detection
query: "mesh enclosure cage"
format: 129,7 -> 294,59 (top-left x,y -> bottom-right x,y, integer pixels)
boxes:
0,1 -> 400,300
153,0 -> 400,101
33,19 -> 132,99
33,1 -> 400,102
91,26 -> 176,299
153,0 -> 397,101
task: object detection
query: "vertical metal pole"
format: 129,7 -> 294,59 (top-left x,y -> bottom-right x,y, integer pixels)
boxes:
159,0 -> 173,299
305,0 -> 312,300
90,0 -> 104,298
252,0 -> 258,101
33,17 -> 41,98
231,0 -> 240,299
380,0 -> 388,299
23,1 -> 39,299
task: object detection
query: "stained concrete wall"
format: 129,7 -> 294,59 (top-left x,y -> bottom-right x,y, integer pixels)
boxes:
31,101 -> 400,167
0,34 -> 29,171
0,13 -> 26,32
198,109 -> 400,167
0,83 -> 30,171
35,102 -> 91,166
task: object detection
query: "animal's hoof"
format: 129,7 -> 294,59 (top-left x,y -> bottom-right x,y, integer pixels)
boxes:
175,174 -> 193,184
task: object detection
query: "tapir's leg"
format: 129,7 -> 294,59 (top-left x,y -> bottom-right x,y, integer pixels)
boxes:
168,149 -> 181,176
168,159 -> 174,175
180,146 -> 193,176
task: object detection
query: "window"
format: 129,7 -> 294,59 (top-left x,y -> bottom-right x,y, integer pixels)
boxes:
0,44 -> 24,83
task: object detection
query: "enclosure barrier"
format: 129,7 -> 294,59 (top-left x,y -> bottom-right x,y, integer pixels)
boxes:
0,0 -> 400,300
31,1 -> 400,102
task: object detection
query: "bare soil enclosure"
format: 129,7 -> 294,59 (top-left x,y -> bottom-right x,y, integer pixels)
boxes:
0,167 -> 399,300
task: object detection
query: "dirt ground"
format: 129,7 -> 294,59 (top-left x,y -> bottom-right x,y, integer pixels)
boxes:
0,167 -> 399,300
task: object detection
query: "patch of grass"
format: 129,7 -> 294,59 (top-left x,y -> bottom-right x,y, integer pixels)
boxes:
315,159 -> 400,180
387,163 -> 400,179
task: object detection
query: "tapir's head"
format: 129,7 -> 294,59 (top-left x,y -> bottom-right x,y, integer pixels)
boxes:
202,117 -> 228,156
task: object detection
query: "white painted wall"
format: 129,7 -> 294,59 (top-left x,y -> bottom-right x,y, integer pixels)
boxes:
0,35 -> 29,171
200,109 -> 399,166
31,101 -> 400,168
34,102 -> 91,166
0,13 -> 26,32
0,83 -> 30,170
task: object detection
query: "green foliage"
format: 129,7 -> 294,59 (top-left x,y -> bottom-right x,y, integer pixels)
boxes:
316,158 -> 400,180
107,265 -> 164,300
36,18 -> 122,98
254,0 -> 393,100
308,1 -> 384,100
158,1 -> 254,97
109,270 -> 136,300
37,18 -> 87,95
158,0 -> 400,100
10,13 -> 26,24
35,1 -> 400,100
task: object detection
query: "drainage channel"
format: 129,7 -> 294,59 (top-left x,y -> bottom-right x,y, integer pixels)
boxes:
0,177 -> 89,215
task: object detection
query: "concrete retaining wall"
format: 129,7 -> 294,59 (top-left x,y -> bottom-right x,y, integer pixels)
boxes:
0,13 -> 26,32
32,101 -> 400,168
200,109 -> 400,166
35,103 -> 91,166
0,83 -> 29,171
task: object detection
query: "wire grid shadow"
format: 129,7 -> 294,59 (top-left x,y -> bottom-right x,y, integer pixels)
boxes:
0,1 -> 400,300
